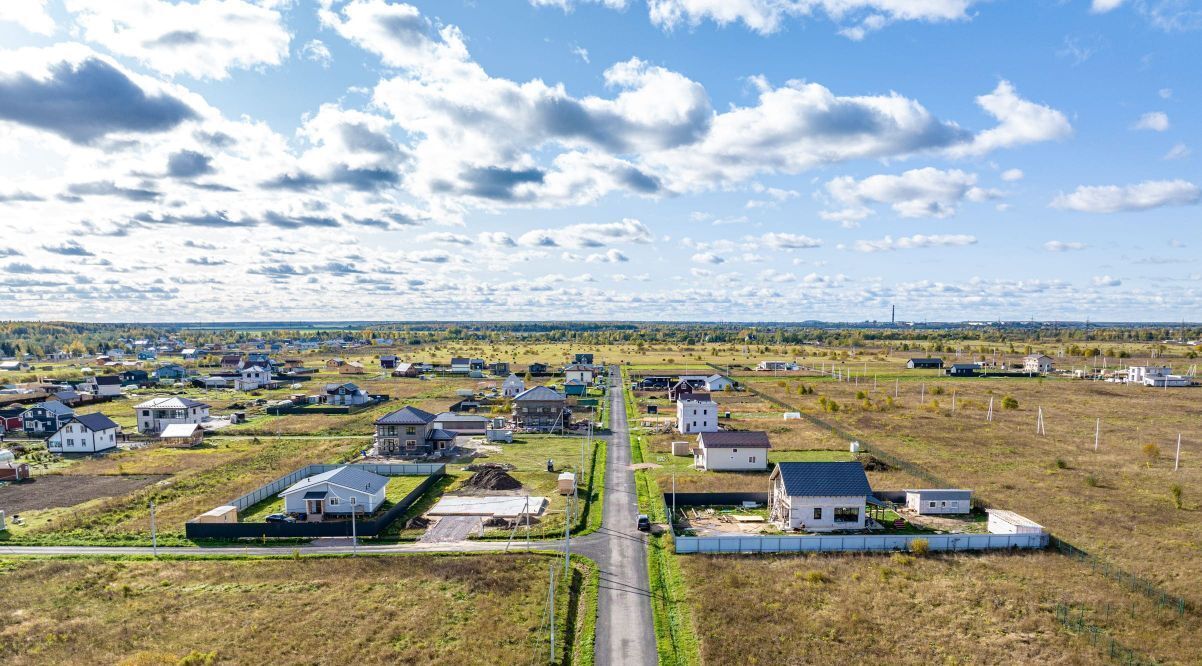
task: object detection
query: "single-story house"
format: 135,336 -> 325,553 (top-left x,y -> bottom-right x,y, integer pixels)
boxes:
756,361 -> 796,372
1023,354 -> 1054,374
391,362 -> 418,378
279,466 -> 389,519
704,374 -> 735,392
768,461 -> 872,532
379,355 -> 398,369
160,422 -> 204,447
326,358 -> 346,368
120,369 -> 150,385
564,379 -> 588,396
431,412 -> 489,435
526,362 -> 549,375
450,357 -> 471,373
905,489 -> 972,515
154,364 -> 188,381
489,361 -> 510,376
51,390 -> 83,406
220,355 -> 243,369
947,363 -> 980,377
0,360 -> 28,372
677,395 -> 718,434
906,358 -> 944,369
48,413 -> 121,454
638,376 -> 672,390
693,430 -> 770,471
339,361 -> 365,374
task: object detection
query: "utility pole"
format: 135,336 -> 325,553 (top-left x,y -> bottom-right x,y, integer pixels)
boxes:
548,564 -> 557,663
350,497 -> 358,556
1175,433 -> 1182,471
1094,418 -> 1100,452
149,500 -> 157,557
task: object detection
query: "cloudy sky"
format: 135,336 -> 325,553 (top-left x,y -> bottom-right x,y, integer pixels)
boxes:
0,0 -> 1199,322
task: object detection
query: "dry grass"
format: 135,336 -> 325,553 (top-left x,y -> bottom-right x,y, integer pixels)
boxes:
0,555 -> 584,666
681,551 -> 1201,665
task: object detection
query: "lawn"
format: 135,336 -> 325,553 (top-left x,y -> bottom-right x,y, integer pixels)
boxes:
0,554 -> 597,666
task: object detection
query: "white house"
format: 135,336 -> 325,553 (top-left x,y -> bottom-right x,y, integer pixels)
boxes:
501,373 -> 526,398
986,509 -> 1045,535
235,365 -> 271,391
135,396 -> 210,434
48,413 -> 121,454
1022,354 -> 1054,374
1144,373 -> 1191,387
279,466 -> 389,519
905,489 -> 972,515
324,382 -> 371,406
676,395 -> 718,434
768,461 -> 872,532
87,375 -> 124,397
1127,366 -> 1172,384
563,364 -> 595,384
704,374 -> 734,392
756,361 -> 796,372
693,431 -> 770,471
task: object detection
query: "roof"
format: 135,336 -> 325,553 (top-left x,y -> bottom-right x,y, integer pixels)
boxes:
302,490 -> 328,500
905,488 -> 972,500
514,386 -> 565,402
678,375 -> 708,381
380,355 -> 398,361
1025,354 -> 1053,360
908,357 -> 943,364
697,431 -> 770,448
503,373 -> 524,384
565,379 -> 587,386
987,509 -> 1044,529
949,363 -> 979,370
324,382 -> 360,392
94,375 -> 122,385
375,405 -> 436,425
33,401 -> 74,416
564,364 -> 593,371
280,466 -> 389,497
678,393 -> 715,403
450,357 -> 469,365
135,396 -> 210,409
427,428 -> 458,441
706,374 -> 729,382
773,461 -> 871,497
433,412 -> 489,423
160,423 -> 202,438
73,413 -> 119,431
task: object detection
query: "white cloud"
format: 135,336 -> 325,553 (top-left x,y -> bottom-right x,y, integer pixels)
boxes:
1159,87 -> 1173,99
302,39 -> 333,68
1044,240 -> 1087,252
1001,168 -> 1024,181
0,0 -> 54,35
1092,275 -> 1121,287
757,232 -> 823,249
585,248 -> 629,263
1051,179 -> 1200,213
65,0 -> 291,80
1090,0 -> 1126,12
571,45 -> 590,63
642,0 -> 978,38
949,81 -> 1072,157
850,234 -> 977,252
691,252 -> 726,264
1163,143 -> 1190,160
821,167 -> 996,221
517,218 -> 653,248
1133,111 -> 1169,131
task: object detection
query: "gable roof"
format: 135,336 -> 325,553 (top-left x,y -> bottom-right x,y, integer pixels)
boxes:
279,466 -> 389,497
705,374 -> 729,382
564,364 -> 593,372
325,382 -> 360,392
32,401 -> 74,416
678,393 -> 714,403
375,405 -> 436,425
772,461 -> 871,497
135,396 -> 210,409
514,386 -> 565,402
450,357 -> 470,365
160,423 -> 202,438
94,375 -> 122,385
697,431 -> 770,448
73,413 -> 119,431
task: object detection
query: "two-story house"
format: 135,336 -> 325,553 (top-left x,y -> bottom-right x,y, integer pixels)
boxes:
48,413 -> 121,454
325,382 -> 371,406
135,396 -> 210,434
512,386 -> 569,431
22,401 -> 75,434
374,406 -> 457,456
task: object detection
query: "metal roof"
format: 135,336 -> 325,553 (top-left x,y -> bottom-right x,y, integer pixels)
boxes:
74,413 -> 119,431
302,490 -> 328,500
375,405 -> 436,425
772,461 -> 871,497
160,423 -> 202,438
905,489 -> 972,501
513,386 -> 564,402
34,401 -> 74,416
135,396 -> 209,409
697,431 -> 770,448
280,466 -> 389,496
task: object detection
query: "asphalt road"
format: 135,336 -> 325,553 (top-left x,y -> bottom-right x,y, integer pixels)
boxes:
0,365 -> 659,664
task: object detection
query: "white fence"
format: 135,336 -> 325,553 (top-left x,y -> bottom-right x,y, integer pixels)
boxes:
675,532 -> 1047,554
226,463 -> 444,512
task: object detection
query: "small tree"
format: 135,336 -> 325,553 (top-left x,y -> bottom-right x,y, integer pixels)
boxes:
1170,483 -> 1183,509
1001,395 -> 1019,410
1143,443 -> 1161,465
909,538 -> 930,556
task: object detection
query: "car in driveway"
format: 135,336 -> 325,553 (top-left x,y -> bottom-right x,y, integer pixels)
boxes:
636,514 -> 650,531
265,513 -> 295,523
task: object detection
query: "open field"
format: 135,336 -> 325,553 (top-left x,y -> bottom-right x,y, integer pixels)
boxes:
0,554 -> 595,666
738,368 -> 1202,607
0,474 -> 167,514
682,550 -> 1202,665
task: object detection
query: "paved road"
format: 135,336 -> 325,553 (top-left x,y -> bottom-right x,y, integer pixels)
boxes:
0,365 -> 659,664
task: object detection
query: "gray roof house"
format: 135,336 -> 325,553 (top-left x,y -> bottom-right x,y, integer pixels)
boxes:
279,466 -> 389,518
512,386 -> 569,431
769,461 -> 873,532
374,406 -> 457,457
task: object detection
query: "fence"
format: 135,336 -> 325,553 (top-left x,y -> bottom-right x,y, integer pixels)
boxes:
1053,603 -> 1160,666
184,463 -> 444,540
265,395 -> 389,415
675,532 -> 1047,554
710,362 -> 1195,617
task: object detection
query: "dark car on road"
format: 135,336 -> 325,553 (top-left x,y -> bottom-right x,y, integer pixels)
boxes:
265,513 -> 295,523
636,514 -> 650,531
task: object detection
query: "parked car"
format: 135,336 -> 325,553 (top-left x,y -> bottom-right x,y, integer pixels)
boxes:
264,513 -> 295,523
636,514 -> 650,531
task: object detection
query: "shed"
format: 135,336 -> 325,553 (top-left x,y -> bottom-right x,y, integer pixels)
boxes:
0,461 -> 30,481
195,505 -> 238,524
558,472 -> 576,495
907,358 -> 945,369
671,441 -> 691,456
987,509 -> 1045,535
905,489 -> 972,515
160,422 -> 204,448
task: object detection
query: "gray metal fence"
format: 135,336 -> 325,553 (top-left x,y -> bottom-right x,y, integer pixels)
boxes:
224,463 -> 445,512
675,532 -> 1047,554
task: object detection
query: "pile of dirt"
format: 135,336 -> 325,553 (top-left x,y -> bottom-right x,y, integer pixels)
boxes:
406,516 -> 431,529
857,454 -> 893,472
462,467 -> 523,491
465,462 -> 516,472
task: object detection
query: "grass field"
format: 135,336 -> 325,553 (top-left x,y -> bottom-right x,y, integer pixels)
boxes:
0,554 -> 597,666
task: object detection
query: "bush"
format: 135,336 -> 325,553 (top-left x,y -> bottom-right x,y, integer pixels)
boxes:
1143,443 -> 1161,464
855,390 -> 867,400
1001,396 -> 1019,409
931,386 -> 945,395
1170,483 -> 1183,509
1055,458 -> 1068,470
1085,474 -> 1099,487
908,538 -> 930,556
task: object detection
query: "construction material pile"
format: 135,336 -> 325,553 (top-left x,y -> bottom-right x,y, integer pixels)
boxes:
465,462 -> 516,472
462,467 -> 523,491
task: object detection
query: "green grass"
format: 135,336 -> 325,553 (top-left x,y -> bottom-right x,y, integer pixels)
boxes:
238,475 -> 428,523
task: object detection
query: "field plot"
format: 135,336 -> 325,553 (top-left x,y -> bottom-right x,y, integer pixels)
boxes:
743,371 -> 1202,606
0,436 -> 360,545
682,550 -> 1202,665
0,474 -> 167,514
0,555 -> 593,666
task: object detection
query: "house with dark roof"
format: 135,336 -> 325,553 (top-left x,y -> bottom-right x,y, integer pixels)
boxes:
21,401 -> 74,435
324,382 -> 371,406
48,413 -> 121,454
154,363 -> 188,381
694,431 -> 770,471
88,374 -> 124,397
947,363 -> 980,377
374,406 -> 457,456
768,461 -> 872,532
906,358 -> 944,369
279,466 -> 389,518
512,386 -> 569,431
379,355 -> 398,369
573,353 -> 594,365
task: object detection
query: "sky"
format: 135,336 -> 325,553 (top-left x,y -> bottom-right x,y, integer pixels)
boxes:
0,0 -> 1199,323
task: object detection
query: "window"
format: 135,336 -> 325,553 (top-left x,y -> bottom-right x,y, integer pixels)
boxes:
328,497 -> 339,506
813,507 -> 822,520
929,501 -> 936,508
405,426 -> 416,435
940,501 -> 947,507
748,456 -> 756,463
405,439 -> 417,448
834,507 -> 859,523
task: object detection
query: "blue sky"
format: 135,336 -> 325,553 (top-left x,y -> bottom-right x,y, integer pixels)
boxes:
0,0 -> 1199,322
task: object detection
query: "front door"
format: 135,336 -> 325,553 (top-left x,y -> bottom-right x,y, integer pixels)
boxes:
307,500 -> 323,519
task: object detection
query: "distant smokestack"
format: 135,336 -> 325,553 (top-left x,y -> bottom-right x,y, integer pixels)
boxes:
891,305 -> 895,325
